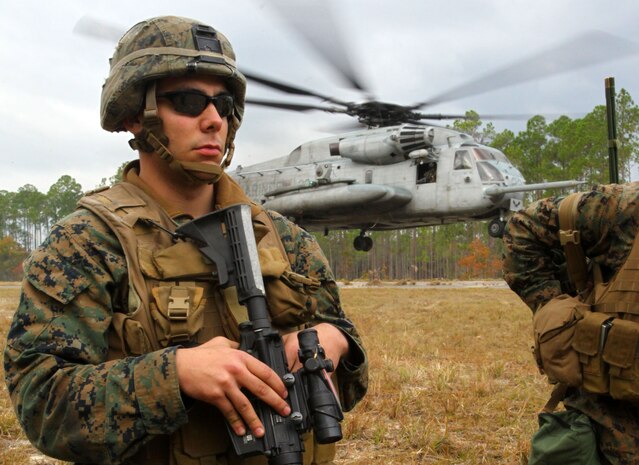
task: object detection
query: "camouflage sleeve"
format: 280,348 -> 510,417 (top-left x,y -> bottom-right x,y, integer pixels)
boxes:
3,209 -> 188,463
268,211 -> 368,412
503,184 -> 635,312
502,194 -> 566,311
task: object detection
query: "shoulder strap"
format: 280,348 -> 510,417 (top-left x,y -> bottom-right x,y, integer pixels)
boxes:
558,192 -> 588,293
545,194 -> 587,414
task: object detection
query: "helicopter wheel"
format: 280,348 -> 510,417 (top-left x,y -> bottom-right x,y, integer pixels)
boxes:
488,218 -> 506,238
354,234 -> 373,252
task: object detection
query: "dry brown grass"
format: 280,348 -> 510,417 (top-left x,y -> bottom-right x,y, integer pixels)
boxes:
334,287 -> 546,465
0,284 -> 547,465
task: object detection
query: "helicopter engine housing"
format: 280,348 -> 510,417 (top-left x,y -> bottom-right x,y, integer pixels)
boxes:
332,125 -> 435,165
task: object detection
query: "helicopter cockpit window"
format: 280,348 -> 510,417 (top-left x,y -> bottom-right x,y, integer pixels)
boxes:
472,148 -> 494,160
472,147 -> 508,163
477,162 -> 505,182
454,150 -> 472,170
491,150 -> 509,163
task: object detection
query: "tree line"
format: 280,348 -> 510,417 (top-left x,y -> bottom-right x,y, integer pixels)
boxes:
456,89 -> 639,190
2,89 -> 638,281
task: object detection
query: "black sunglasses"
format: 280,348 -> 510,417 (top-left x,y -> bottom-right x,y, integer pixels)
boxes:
156,90 -> 235,118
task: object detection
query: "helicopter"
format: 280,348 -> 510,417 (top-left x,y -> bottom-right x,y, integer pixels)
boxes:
231,120 -> 581,251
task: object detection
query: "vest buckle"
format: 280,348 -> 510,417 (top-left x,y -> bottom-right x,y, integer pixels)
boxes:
168,295 -> 189,321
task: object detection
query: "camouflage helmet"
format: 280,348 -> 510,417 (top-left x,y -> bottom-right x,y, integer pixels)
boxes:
101,15 -> 246,133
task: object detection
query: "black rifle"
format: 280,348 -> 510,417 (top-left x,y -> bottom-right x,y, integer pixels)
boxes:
176,204 -> 343,465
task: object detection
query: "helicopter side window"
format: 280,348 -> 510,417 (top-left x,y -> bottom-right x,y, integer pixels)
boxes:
416,161 -> 437,184
454,150 -> 472,170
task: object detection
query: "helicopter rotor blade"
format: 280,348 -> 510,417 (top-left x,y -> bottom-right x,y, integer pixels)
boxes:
417,30 -> 639,108
71,15 -> 620,128
245,98 -> 349,114
242,70 -> 351,107
416,111 -> 584,122
475,112 -> 584,121
266,0 -> 368,94
414,113 -> 473,121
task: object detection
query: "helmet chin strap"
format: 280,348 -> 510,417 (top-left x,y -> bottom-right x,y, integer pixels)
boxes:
128,83 -> 224,185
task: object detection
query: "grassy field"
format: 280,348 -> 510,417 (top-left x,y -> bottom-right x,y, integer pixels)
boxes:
0,284 -> 547,465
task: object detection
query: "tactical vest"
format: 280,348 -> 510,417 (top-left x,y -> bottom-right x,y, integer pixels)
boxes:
78,182 -> 335,465
537,191 -> 639,405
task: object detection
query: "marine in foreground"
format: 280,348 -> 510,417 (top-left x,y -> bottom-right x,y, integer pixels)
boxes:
3,15 -> 367,465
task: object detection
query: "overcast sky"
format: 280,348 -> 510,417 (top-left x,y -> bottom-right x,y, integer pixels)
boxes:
1,0 -> 638,193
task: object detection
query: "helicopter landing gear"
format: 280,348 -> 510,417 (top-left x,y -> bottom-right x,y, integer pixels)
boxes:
353,231 -> 373,252
488,218 -> 507,238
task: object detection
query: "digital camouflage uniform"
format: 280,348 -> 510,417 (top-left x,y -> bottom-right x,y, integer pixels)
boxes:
503,182 -> 639,465
3,166 -> 368,465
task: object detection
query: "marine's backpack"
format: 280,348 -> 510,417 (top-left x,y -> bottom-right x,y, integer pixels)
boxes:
533,192 -> 639,402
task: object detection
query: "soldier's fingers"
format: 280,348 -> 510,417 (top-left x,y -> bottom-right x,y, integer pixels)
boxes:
227,389 -> 265,437
240,366 -> 292,418
244,355 -> 289,400
217,396 -> 248,436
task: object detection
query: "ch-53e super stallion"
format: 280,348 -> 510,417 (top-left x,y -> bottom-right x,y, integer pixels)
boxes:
230,119 -> 580,252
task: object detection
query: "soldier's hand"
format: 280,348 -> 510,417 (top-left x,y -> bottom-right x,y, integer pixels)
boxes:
282,323 -> 349,372
175,336 -> 291,437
